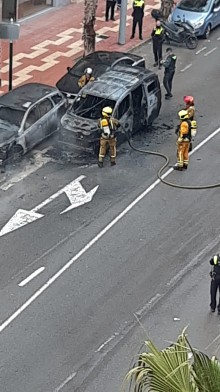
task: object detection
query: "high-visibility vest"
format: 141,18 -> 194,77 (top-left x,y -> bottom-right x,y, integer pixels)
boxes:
134,0 -> 144,7
154,26 -> 164,35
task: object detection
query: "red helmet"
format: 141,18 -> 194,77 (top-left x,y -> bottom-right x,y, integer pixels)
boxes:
184,95 -> 194,105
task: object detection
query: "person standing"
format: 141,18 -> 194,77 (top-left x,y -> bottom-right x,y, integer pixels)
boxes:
161,47 -> 177,99
175,110 -> 191,171
98,106 -> 120,167
105,0 -> 116,21
151,20 -> 164,69
183,95 -> 197,151
130,0 -> 145,40
210,254 -> 220,315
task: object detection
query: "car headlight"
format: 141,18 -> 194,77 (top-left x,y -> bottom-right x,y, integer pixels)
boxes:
193,19 -> 204,28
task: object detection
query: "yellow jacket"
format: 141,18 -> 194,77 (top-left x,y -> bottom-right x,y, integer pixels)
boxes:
186,104 -> 195,120
177,120 -> 190,142
78,74 -> 95,88
98,117 -> 120,138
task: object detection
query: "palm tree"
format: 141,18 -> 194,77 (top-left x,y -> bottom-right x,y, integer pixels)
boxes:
82,0 -> 98,55
124,328 -> 220,392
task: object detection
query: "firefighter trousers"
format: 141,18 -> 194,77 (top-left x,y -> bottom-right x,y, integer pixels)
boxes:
177,141 -> 189,168
99,137 -> 116,163
210,277 -> 220,311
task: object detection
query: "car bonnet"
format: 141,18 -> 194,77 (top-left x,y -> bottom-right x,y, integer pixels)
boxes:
61,113 -> 98,136
172,7 -> 209,23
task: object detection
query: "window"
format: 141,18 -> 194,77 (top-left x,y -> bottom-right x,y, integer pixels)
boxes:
24,107 -> 40,130
118,96 -> 130,118
178,0 -> 211,13
72,94 -> 116,119
51,94 -> 63,105
148,81 -> 156,93
37,98 -> 53,118
0,107 -> 24,127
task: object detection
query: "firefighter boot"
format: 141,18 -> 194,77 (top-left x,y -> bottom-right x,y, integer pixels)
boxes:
174,166 -> 183,171
183,164 -> 188,170
111,161 -> 116,166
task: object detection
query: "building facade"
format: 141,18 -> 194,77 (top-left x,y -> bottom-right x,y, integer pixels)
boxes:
0,0 -> 72,21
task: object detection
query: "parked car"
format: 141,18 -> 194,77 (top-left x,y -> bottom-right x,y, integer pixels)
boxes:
0,83 -> 65,169
59,64 -> 161,156
56,50 -> 145,99
169,0 -> 220,38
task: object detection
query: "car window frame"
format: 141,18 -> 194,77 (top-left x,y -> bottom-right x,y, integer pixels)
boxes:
23,105 -> 41,132
50,93 -> 64,106
37,97 -> 54,118
116,94 -> 131,119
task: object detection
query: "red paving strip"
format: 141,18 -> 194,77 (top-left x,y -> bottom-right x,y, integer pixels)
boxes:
0,0 -> 160,93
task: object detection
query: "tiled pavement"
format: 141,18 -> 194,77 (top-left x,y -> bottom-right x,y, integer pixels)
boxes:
0,0 -> 161,94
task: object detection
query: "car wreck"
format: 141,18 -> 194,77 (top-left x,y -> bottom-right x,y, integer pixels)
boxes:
56,50 -> 145,99
59,62 -> 161,157
0,83 -> 65,170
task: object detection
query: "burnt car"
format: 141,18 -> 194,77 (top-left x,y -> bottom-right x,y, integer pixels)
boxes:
59,63 -> 161,156
56,50 -> 145,99
0,83 -> 65,169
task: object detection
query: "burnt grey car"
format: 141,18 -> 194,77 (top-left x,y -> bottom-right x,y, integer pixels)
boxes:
0,83 -> 65,168
56,50 -> 145,99
59,64 -> 161,156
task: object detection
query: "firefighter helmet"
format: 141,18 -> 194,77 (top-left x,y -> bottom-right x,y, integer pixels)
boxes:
102,106 -> 113,117
178,110 -> 189,120
85,67 -> 93,75
184,95 -> 194,105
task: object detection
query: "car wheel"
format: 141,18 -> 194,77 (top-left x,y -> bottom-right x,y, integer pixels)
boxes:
8,144 -> 24,163
203,24 -> 211,39
185,35 -> 198,49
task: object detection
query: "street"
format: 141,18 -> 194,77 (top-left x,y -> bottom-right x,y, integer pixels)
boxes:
0,29 -> 220,392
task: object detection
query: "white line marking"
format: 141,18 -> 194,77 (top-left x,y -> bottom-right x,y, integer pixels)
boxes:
180,63 -> 192,72
0,148 -> 53,191
196,46 -> 207,54
53,372 -> 77,392
217,37 -> 220,40
0,126 -> 220,333
135,293 -> 161,317
95,335 -> 116,352
204,47 -> 217,56
18,267 -> 45,287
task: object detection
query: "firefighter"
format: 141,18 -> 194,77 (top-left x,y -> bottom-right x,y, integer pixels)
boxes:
78,67 -> 95,88
98,106 -> 120,168
161,47 -> 177,99
175,110 -> 191,171
151,20 -> 164,69
210,254 -> 220,315
183,95 -> 197,152
130,0 -> 145,40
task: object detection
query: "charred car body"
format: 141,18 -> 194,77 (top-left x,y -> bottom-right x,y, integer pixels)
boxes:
0,83 -> 65,169
56,50 -> 145,99
59,63 -> 161,156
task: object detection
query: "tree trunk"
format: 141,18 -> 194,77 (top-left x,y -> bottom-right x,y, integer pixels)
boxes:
82,0 -> 98,56
160,0 -> 174,20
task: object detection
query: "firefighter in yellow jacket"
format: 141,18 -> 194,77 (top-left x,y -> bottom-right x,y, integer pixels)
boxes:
78,67 -> 95,88
175,110 -> 191,171
183,95 -> 197,152
98,106 -> 120,168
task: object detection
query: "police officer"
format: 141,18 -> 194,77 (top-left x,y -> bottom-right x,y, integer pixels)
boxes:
161,47 -> 177,99
210,254 -> 220,315
175,110 -> 191,171
98,106 -> 120,168
151,20 -> 164,69
105,0 -> 116,21
130,0 -> 145,40
78,67 -> 95,88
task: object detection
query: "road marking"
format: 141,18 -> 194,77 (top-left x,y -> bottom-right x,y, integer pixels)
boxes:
0,147 -> 53,191
204,47 -> 217,56
18,267 -> 45,287
217,37 -> 220,40
196,46 -> 207,54
180,64 -> 192,72
95,335 -> 116,352
0,176 -> 99,237
0,126 -> 220,334
53,372 -> 77,392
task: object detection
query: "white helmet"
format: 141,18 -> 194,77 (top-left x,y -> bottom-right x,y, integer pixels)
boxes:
85,67 -> 93,75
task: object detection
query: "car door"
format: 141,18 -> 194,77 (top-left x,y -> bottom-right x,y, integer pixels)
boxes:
131,85 -> 146,133
22,106 -> 42,151
143,78 -> 159,124
37,97 -> 55,138
212,0 -> 220,27
114,94 -> 132,143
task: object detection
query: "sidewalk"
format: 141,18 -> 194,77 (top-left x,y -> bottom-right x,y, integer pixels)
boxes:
0,0 -> 161,94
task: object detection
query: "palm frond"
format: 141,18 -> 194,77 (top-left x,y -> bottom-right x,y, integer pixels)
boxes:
192,350 -> 220,392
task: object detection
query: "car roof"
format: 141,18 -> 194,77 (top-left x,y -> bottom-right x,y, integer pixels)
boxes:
0,83 -> 57,111
56,50 -> 145,95
82,66 -> 155,100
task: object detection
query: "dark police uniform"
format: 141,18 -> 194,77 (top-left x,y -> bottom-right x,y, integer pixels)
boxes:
162,51 -> 177,98
151,26 -> 164,67
130,0 -> 144,40
210,254 -> 220,314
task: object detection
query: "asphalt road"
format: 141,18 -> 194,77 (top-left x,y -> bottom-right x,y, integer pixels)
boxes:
0,28 -> 220,392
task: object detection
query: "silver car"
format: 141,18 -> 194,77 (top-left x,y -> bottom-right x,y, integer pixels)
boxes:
0,83 -> 65,169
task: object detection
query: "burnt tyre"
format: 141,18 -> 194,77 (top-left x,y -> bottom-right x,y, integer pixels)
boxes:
8,144 -> 24,163
185,35 -> 198,49
203,24 -> 211,39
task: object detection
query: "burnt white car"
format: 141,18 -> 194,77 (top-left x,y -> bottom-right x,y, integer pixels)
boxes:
0,83 -> 65,168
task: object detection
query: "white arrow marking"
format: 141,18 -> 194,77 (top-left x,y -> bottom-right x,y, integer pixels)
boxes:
0,176 -> 98,237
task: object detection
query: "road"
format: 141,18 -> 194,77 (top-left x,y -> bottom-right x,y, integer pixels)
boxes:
0,29 -> 220,392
